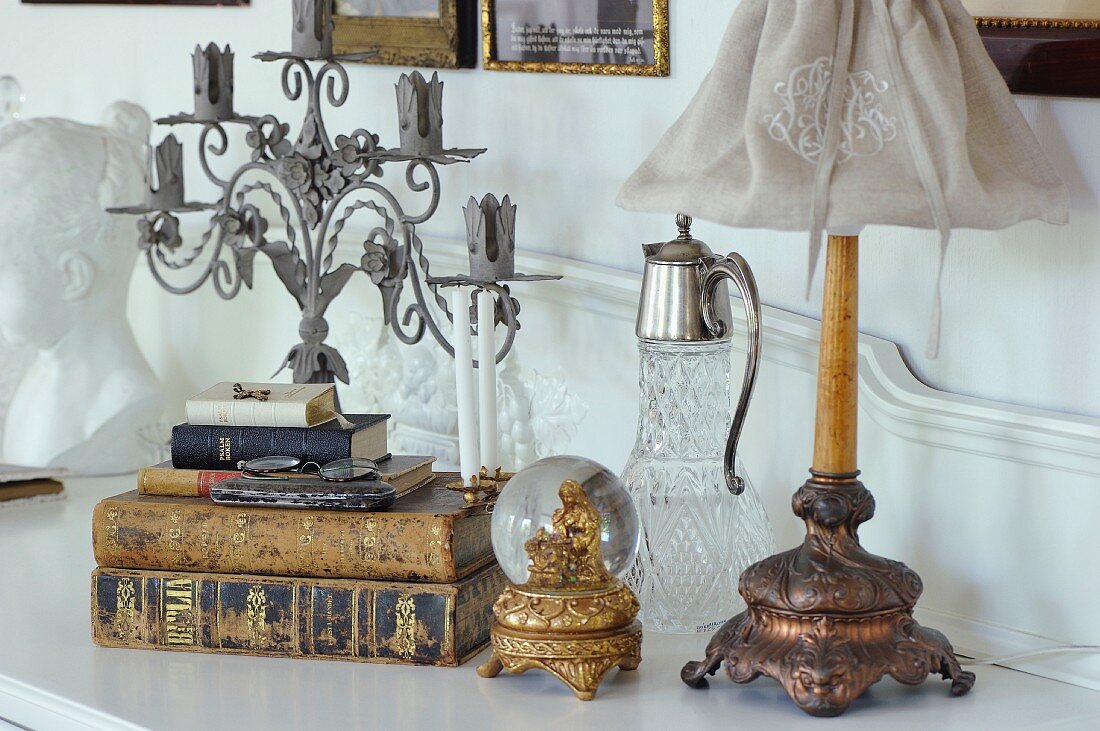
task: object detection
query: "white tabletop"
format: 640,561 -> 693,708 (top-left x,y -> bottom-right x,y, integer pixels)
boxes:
1,477 -> 1099,731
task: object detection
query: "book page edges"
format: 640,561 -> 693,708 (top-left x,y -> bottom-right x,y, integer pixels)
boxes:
351,423 -> 389,461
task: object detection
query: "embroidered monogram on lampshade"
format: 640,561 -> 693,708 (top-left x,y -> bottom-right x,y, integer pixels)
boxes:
617,0 -> 1068,234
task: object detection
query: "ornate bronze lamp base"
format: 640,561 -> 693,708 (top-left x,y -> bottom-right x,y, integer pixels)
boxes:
682,236 -> 974,716
478,582 -> 643,701
681,473 -> 974,716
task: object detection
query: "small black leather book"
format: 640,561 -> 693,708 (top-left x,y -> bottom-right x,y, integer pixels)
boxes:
170,413 -> 389,470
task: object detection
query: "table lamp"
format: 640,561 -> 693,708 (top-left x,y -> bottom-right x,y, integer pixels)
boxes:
618,0 -> 1067,718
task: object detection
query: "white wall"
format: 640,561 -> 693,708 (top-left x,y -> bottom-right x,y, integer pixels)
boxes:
1,0 -> 1098,419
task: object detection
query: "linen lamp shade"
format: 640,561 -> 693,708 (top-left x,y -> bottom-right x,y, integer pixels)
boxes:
618,0 -> 1068,322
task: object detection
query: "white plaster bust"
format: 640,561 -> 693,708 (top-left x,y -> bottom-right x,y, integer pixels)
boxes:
0,102 -> 163,475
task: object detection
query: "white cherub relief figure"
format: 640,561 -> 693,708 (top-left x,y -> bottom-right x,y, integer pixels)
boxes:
0,102 -> 164,474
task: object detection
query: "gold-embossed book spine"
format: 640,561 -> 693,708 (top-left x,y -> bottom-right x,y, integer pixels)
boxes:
92,482 -> 492,584
91,564 -> 506,666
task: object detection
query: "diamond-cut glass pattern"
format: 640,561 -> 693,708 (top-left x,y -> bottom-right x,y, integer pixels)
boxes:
623,340 -> 774,633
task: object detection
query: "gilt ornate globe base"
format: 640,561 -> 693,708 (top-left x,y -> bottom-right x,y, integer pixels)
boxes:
477,582 -> 643,701
681,472 -> 975,717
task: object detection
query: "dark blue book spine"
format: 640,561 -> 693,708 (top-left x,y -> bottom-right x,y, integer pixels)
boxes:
170,423 -> 352,469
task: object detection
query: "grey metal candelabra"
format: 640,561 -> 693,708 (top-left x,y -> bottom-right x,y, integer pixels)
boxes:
109,0 -> 557,385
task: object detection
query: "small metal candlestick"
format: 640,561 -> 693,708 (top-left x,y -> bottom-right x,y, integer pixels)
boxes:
428,194 -> 561,363
397,71 -> 442,156
108,13 -> 560,385
465,194 -> 516,281
291,0 -> 333,59
146,136 -> 185,211
445,466 -> 513,509
364,72 -> 486,166
192,44 -> 234,122
108,135 -> 215,219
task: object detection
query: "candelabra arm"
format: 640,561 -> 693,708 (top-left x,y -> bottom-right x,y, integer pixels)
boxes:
281,58 -> 314,103
140,211 -> 232,298
311,61 -> 350,158
395,224 -> 453,352
211,254 -> 245,299
388,287 -> 429,346
197,123 -> 233,192
315,180 -> 403,259
400,160 -> 443,225
144,244 -> 215,296
226,163 -> 315,272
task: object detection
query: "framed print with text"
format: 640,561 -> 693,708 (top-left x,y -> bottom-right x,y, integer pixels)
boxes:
333,0 -> 477,68
484,0 -> 669,76
965,0 -> 1100,97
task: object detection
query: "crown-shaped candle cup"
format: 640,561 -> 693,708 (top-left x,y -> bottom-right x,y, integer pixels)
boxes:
465,194 -> 517,281
192,43 -> 234,121
146,135 -> 186,210
292,0 -> 333,59
396,71 -> 444,157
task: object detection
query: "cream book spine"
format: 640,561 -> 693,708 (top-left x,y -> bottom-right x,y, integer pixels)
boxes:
184,382 -> 336,428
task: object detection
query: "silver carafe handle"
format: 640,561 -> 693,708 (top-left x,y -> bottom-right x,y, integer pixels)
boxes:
700,253 -> 762,496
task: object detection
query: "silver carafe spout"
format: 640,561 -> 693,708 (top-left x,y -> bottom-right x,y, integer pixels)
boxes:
636,214 -> 762,495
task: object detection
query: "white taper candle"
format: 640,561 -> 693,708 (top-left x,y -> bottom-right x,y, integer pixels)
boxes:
451,288 -> 479,487
477,290 -> 499,473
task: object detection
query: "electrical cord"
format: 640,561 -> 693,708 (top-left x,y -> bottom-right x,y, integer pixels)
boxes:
959,645 -> 1100,666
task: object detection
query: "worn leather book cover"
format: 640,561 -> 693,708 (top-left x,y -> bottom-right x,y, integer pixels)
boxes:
93,473 -> 492,583
90,562 -> 505,667
138,455 -> 435,498
170,413 -> 389,470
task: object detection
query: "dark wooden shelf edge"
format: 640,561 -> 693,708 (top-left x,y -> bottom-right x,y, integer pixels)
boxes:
980,26 -> 1100,98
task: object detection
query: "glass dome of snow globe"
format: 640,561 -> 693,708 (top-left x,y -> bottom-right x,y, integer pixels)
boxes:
491,455 -> 640,586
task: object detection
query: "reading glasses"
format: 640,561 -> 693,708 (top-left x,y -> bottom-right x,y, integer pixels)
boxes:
238,456 -> 381,483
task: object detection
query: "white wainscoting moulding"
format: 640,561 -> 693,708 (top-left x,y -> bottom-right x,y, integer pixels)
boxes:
405,237 -> 1100,477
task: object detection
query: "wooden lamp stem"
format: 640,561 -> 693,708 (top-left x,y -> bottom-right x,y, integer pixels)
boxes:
812,235 -> 859,475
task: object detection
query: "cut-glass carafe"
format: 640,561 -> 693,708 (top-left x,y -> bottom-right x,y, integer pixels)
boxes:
623,216 -> 774,633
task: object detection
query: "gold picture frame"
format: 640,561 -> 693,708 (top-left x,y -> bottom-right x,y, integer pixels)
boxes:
966,0 -> 1100,28
333,0 -> 477,69
483,0 -> 670,77
975,16 -> 1100,29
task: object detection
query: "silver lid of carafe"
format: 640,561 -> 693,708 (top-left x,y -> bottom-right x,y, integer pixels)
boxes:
636,214 -> 734,342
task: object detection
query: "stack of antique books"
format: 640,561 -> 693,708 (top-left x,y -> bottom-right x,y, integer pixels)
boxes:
89,383 -> 503,667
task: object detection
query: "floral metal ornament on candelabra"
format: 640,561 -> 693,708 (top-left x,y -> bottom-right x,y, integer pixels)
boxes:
109,0 -> 557,385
